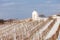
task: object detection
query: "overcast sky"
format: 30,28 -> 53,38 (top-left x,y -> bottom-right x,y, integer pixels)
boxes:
0,0 -> 60,19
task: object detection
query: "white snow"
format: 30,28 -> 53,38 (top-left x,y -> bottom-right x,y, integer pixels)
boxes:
45,18 -> 60,39
39,20 -> 53,34
58,32 -> 60,40
58,36 -> 60,40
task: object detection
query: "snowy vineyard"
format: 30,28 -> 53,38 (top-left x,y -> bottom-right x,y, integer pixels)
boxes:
0,11 -> 60,40
0,15 -> 60,40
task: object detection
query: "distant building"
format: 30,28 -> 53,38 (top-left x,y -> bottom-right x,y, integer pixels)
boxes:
32,10 -> 39,20
51,15 -> 60,19
32,10 -> 48,21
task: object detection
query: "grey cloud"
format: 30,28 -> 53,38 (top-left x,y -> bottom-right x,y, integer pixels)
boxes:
1,2 -> 15,7
1,0 -> 10,1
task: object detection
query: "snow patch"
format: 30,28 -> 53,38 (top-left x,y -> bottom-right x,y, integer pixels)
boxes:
45,19 -> 60,39
39,20 -> 53,34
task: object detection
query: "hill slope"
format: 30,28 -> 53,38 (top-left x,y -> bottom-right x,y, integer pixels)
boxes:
0,15 -> 60,40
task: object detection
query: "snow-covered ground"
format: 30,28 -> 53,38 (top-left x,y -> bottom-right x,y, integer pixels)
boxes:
45,16 -> 60,40
0,14 -> 60,40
